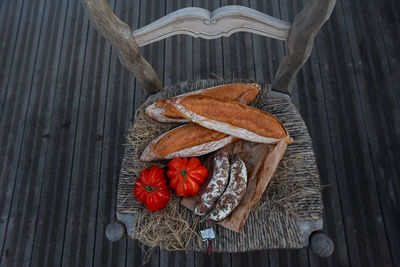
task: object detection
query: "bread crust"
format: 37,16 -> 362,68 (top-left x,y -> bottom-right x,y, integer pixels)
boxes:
167,95 -> 292,145
140,123 -> 238,161
145,83 -> 260,123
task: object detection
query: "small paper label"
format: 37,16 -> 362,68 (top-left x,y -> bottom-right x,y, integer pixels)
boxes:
200,228 -> 215,241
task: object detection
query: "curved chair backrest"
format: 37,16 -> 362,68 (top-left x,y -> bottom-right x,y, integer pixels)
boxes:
81,0 -> 336,96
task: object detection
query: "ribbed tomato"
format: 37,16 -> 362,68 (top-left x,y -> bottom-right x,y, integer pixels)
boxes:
167,157 -> 208,197
133,166 -> 171,211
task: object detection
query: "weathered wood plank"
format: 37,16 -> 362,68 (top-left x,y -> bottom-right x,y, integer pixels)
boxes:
249,0 -> 285,83
0,0 -> 47,263
194,251 -> 232,267
286,1 -> 352,266
164,0 -> 194,86
231,250 -> 270,267
274,0 -> 350,266
126,239 -> 144,267
0,1 -> 69,266
60,0 -> 116,263
133,0 -> 166,112
370,0 -> 400,264
299,68 -> 351,266
300,0 -> 399,265
221,0 -> 255,80
373,0 -> 400,107
338,0 -> 400,264
294,28 -> 351,267
91,0 -> 140,266
28,1 -> 90,265
81,0 -> 162,94
269,249 -> 309,267
160,250 -> 194,267
272,0 -> 336,95
192,0 -> 224,80
0,0 -> 25,117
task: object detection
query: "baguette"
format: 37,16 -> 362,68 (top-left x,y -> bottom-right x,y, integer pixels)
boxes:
166,95 -> 292,145
146,83 -> 260,123
140,123 -> 238,161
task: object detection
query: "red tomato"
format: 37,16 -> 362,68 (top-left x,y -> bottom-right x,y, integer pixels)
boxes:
133,166 -> 171,211
167,158 -> 208,197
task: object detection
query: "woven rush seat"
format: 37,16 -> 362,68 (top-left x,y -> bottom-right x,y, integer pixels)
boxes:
116,79 -> 323,252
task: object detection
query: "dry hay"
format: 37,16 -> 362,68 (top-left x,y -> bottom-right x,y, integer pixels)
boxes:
134,195 -> 202,250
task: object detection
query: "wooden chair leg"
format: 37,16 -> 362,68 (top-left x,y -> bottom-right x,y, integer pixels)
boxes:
310,231 -> 334,257
105,221 -> 125,242
296,218 -> 323,247
105,212 -> 137,242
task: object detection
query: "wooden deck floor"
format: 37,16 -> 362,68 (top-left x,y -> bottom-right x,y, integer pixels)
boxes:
1,0 -> 399,266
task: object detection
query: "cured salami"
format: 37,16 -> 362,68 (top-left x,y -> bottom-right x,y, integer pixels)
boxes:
194,149 -> 230,216
208,157 -> 248,222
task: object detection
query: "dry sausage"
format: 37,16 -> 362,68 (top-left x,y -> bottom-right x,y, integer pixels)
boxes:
194,149 -> 230,216
208,157 -> 247,222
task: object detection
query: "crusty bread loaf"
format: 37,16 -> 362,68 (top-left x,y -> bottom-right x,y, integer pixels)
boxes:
146,83 -> 260,123
140,123 -> 238,161
166,95 -> 292,145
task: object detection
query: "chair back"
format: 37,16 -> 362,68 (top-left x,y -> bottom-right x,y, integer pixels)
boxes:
82,0 -> 336,95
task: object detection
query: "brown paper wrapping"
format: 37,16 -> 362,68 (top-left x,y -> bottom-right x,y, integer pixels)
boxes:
181,139 -> 287,232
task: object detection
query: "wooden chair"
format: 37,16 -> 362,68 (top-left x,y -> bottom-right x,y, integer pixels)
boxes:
82,0 -> 336,257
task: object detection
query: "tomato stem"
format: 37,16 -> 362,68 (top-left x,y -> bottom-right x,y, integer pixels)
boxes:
180,169 -> 188,183
145,185 -> 156,192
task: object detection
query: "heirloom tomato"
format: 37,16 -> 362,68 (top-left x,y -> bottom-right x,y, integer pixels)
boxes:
133,166 -> 171,211
167,158 -> 208,197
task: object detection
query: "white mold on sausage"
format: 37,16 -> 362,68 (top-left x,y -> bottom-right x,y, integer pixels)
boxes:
194,149 -> 230,216
208,158 -> 247,222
